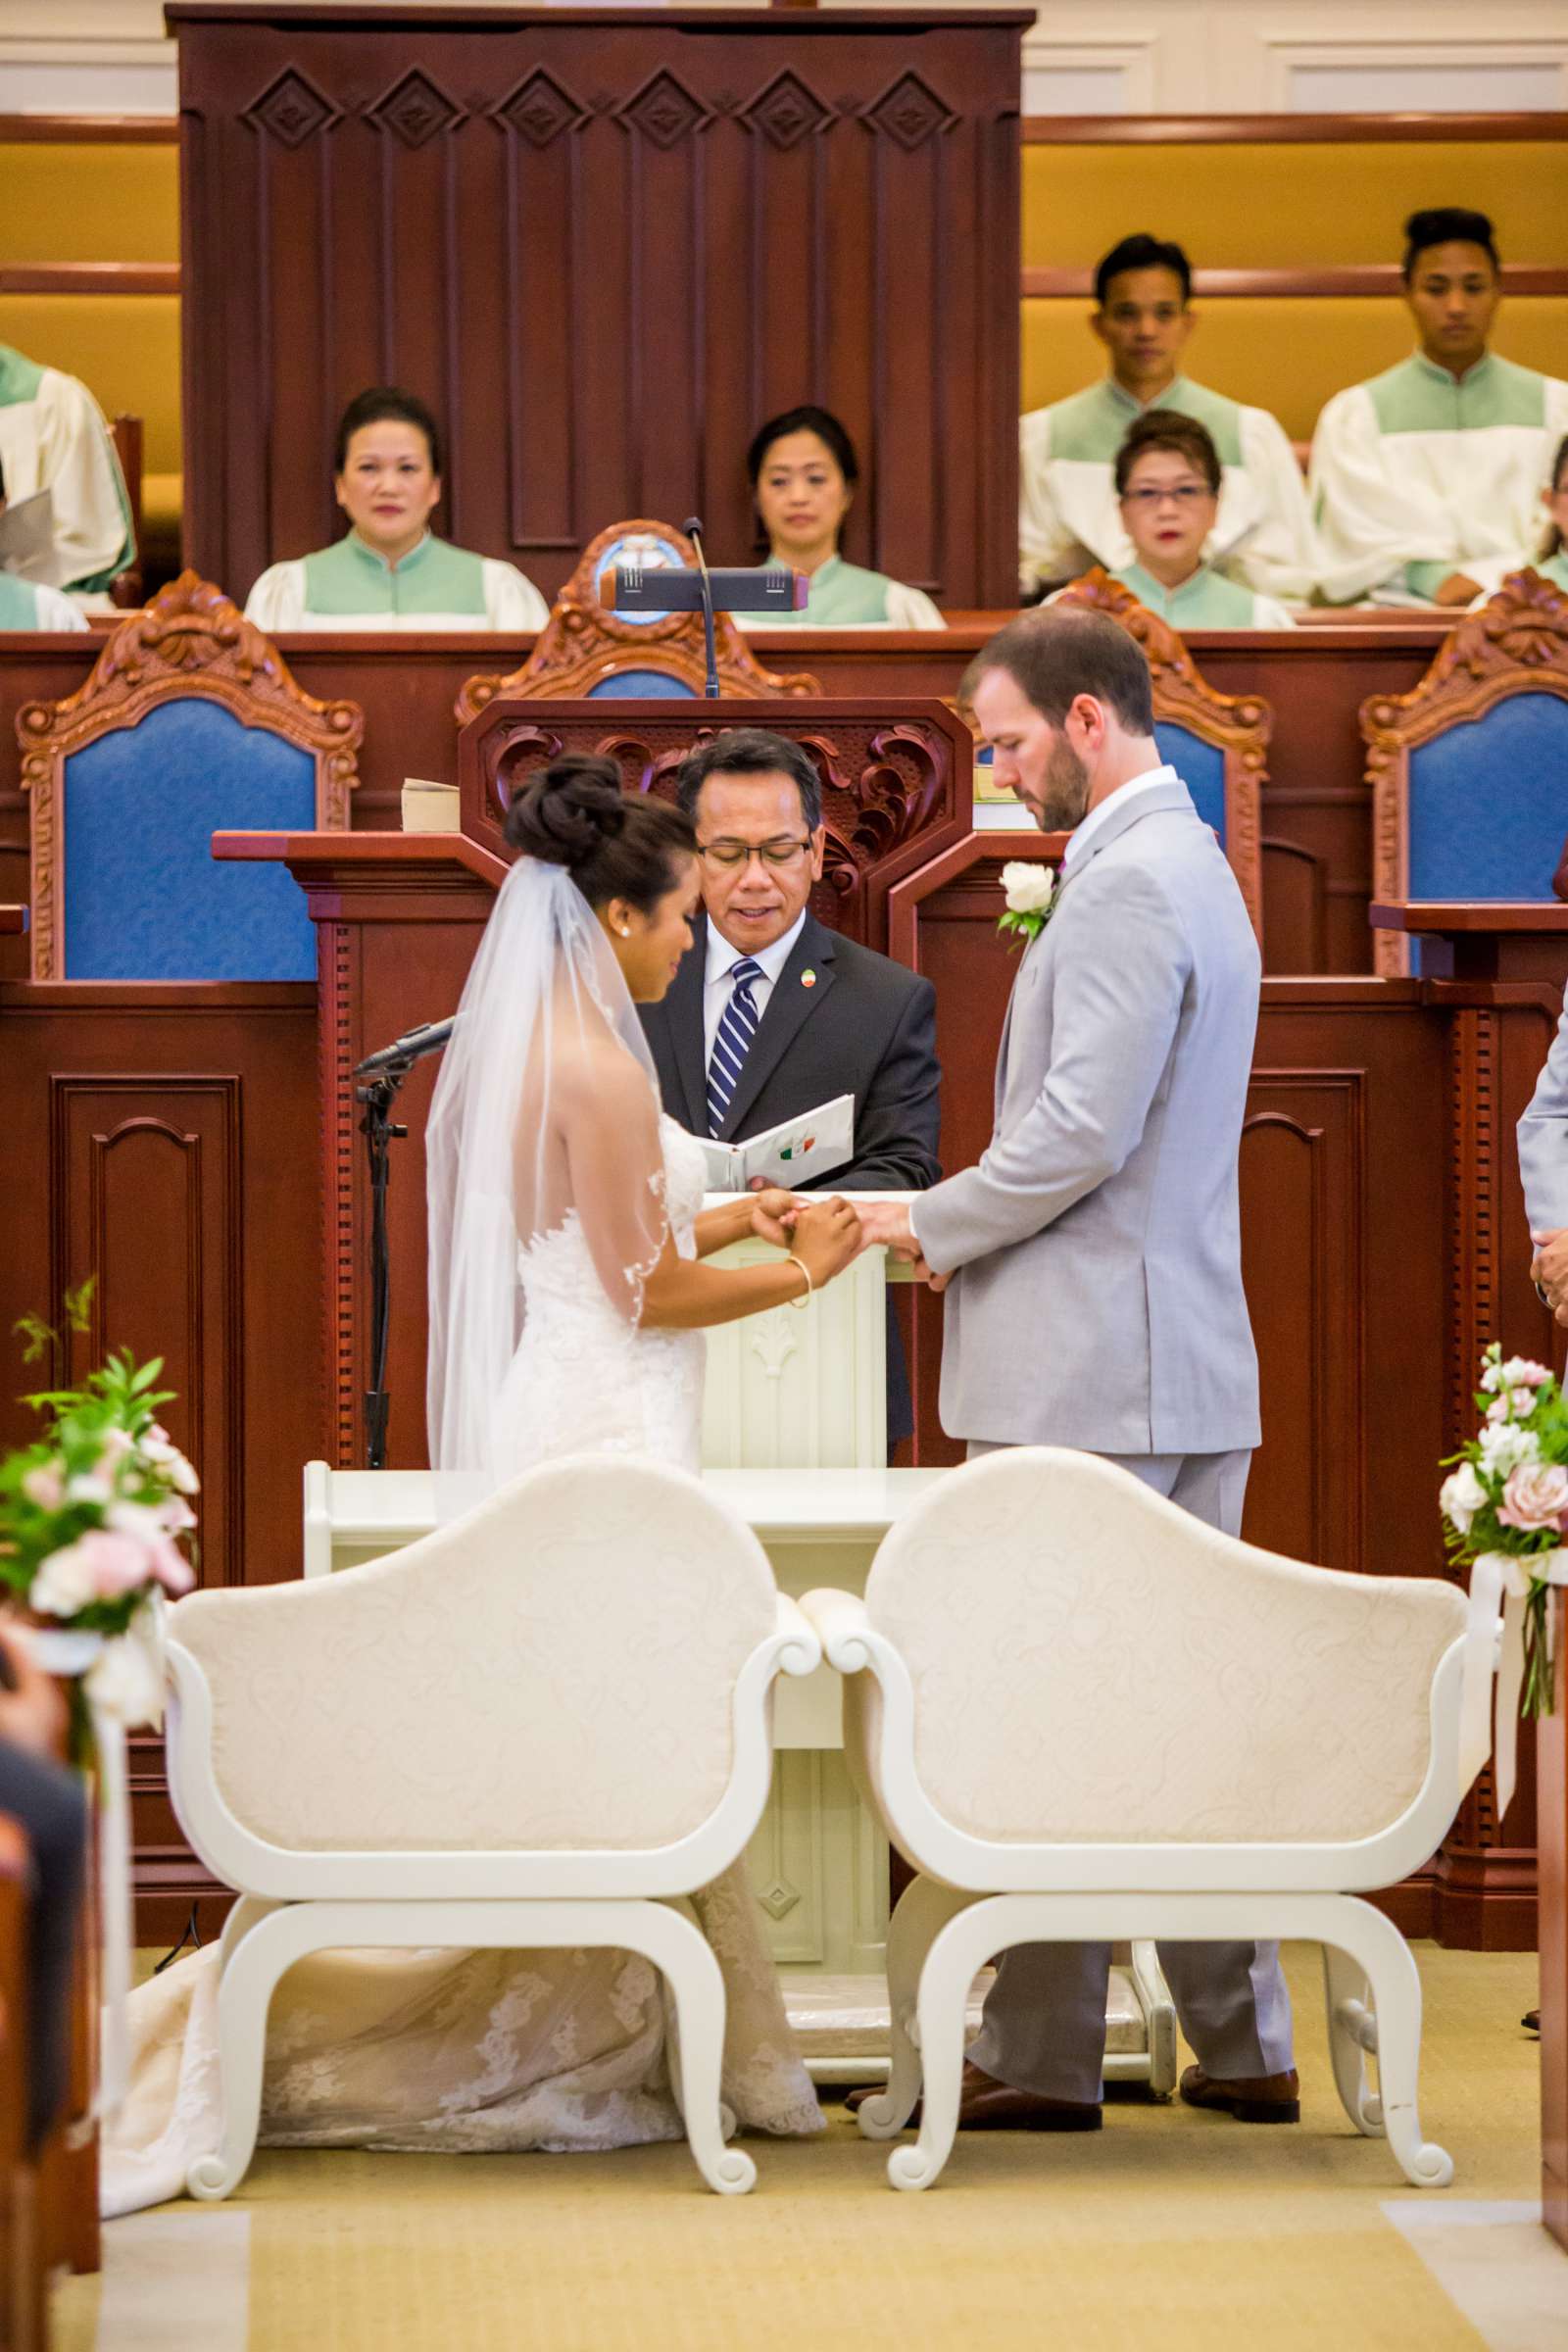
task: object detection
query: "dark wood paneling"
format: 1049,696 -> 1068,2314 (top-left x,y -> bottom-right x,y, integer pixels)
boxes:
0,985 -> 321,1935
0,116 -> 178,143
169,5 -> 1025,605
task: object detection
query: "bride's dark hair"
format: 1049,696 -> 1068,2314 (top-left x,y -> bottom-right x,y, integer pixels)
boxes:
504,752 -> 696,910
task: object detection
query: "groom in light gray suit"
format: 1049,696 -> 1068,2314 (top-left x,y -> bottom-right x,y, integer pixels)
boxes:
1521,984 -> 1568,1324
860,607 -> 1298,2130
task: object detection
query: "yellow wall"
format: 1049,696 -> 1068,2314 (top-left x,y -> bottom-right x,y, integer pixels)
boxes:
1022,139 -> 1568,270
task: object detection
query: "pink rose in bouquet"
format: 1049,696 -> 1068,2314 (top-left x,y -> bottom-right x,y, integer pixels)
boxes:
1496,1463 -> 1568,1534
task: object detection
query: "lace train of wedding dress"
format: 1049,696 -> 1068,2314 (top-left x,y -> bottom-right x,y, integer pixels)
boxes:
101,1116 -> 821,2218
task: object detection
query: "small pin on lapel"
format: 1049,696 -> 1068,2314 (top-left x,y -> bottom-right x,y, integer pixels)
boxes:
801,968 -> 817,988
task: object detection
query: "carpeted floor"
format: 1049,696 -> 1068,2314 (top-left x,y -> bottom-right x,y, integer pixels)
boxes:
56,1941 -> 1565,2352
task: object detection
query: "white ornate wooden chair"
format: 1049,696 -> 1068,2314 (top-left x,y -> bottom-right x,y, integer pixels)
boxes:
803,1447 -> 1473,2193
164,1458 -> 820,2198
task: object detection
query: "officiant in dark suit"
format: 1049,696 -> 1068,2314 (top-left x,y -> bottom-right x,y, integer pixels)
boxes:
640,726 -> 941,1442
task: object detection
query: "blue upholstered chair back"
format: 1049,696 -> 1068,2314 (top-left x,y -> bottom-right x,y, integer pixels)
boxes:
1154,722 -> 1226,847
586,670 -> 697,701
63,697 -> 318,980
1406,694 -> 1568,901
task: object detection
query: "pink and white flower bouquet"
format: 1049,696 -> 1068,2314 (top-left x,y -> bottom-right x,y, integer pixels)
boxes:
1,1311 -> 197,1737
1441,1343 -> 1567,1720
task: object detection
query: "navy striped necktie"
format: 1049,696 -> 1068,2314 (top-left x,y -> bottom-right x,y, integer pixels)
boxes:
707,956 -> 764,1136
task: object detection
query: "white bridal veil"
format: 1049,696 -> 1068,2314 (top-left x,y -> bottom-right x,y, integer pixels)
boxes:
424,855 -> 669,1488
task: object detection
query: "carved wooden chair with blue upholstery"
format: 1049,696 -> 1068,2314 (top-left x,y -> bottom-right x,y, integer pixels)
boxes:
457,518 -> 820,722
1362,569 -> 1568,977
1046,567 -> 1267,947
16,572 -> 361,981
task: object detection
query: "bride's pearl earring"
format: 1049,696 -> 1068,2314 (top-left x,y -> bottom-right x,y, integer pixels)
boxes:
617,924 -> 630,938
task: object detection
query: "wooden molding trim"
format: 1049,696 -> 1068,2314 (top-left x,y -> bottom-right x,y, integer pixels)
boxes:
0,263 -> 180,297
1022,112 -> 1568,145
1023,264 -> 1568,301
0,114 -> 177,145
1361,567 -> 1568,976
16,571 -> 362,981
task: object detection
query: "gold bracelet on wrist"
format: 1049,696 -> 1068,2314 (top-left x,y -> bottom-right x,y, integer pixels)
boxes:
784,1251 -> 813,1309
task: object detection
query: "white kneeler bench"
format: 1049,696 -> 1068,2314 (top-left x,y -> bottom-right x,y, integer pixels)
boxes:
166,1459 -> 822,2196
803,1447 -> 1476,2191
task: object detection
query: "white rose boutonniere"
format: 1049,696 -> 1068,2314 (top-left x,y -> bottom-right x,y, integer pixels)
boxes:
997,861 -> 1058,951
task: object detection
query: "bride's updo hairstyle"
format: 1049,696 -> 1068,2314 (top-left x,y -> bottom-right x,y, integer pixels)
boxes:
504,752 -> 697,910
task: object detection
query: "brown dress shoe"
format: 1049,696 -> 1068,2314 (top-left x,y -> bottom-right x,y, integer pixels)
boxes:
1179,2062 -> 1300,2124
845,2060 -> 1101,2132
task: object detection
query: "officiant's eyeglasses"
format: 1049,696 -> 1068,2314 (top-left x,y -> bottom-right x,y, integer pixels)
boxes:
697,838 -> 813,870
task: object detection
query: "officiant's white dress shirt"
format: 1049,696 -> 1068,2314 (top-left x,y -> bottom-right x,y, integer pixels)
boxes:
702,910 -> 808,1068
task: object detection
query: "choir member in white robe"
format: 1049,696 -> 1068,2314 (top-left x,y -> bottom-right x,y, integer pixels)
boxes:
1079,413 -> 1296,629
1532,434 -> 1568,598
1310,208 -> 1568,609
1019,234 -> 1317,606
734,405 -> 946,630
245,387 -> 549,633
0,343 -> 133,596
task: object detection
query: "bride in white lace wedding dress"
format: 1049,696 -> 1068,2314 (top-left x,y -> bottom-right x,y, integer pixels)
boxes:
103,757 -> 860,2217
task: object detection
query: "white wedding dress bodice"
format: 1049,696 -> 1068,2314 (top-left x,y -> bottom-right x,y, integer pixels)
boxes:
491,1114 -> 708,1479
102,1113 -> 822,2220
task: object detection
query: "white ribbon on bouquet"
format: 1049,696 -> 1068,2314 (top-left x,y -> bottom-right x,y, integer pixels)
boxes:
1457,1546 -> 1567,1821
28,1599 -> 167,2126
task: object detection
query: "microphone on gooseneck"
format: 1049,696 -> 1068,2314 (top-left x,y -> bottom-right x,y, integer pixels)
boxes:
684,515 -> 721,701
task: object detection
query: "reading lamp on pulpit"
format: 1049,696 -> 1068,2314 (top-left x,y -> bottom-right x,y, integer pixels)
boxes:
600,517 -> 807,697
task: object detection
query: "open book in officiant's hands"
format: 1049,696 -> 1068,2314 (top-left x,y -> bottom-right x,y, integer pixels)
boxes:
700,1094 -> 855,1194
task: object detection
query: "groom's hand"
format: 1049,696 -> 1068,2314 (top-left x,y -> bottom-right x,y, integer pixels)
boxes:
1532,1227 -> 1568,1324
858,1200 -> 920,1258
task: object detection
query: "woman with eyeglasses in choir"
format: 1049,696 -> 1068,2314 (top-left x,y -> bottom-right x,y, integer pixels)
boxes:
1082,413 -> 1297,629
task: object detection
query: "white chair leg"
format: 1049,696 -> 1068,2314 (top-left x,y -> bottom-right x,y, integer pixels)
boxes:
645,1902 -> 754,2195
1324,1900 -> 1452,2189
858,1876 -> 975,2141
217,1893 -> 276,1979
1323,1943 -> 1383,2134
888,1898 -> 1008,2192
187,1902 -> 322,2200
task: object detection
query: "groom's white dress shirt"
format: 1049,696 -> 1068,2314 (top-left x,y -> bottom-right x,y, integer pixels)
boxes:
1056,762 -> 1179,871
701,910 -> 808,1069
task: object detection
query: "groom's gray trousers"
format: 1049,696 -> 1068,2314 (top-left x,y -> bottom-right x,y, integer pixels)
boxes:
962,1445 -> 1297,2105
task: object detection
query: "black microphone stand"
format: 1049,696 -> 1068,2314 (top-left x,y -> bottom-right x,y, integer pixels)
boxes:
684,515 -> 721,700
356,1058 -> 412,1470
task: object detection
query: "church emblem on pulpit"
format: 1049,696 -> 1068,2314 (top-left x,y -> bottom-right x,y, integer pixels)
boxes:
592,532 -> 687,627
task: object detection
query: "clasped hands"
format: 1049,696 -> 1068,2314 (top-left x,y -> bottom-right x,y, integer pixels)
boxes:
1532,1226 -> 1568,1329
744,1187 -> 949,1289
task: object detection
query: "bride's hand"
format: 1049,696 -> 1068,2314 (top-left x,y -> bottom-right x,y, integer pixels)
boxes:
749,1187 -> 805,1247
789,1197 -> 862,1289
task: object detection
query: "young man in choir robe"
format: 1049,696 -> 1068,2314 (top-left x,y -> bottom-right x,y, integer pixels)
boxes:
639,727 -> 941,1446
1019,234 -> 1316,606
244,387 -> 549,632
0,342 -> 133,598
1096,413 -> 1297,629
1311,208 -> 1568,608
